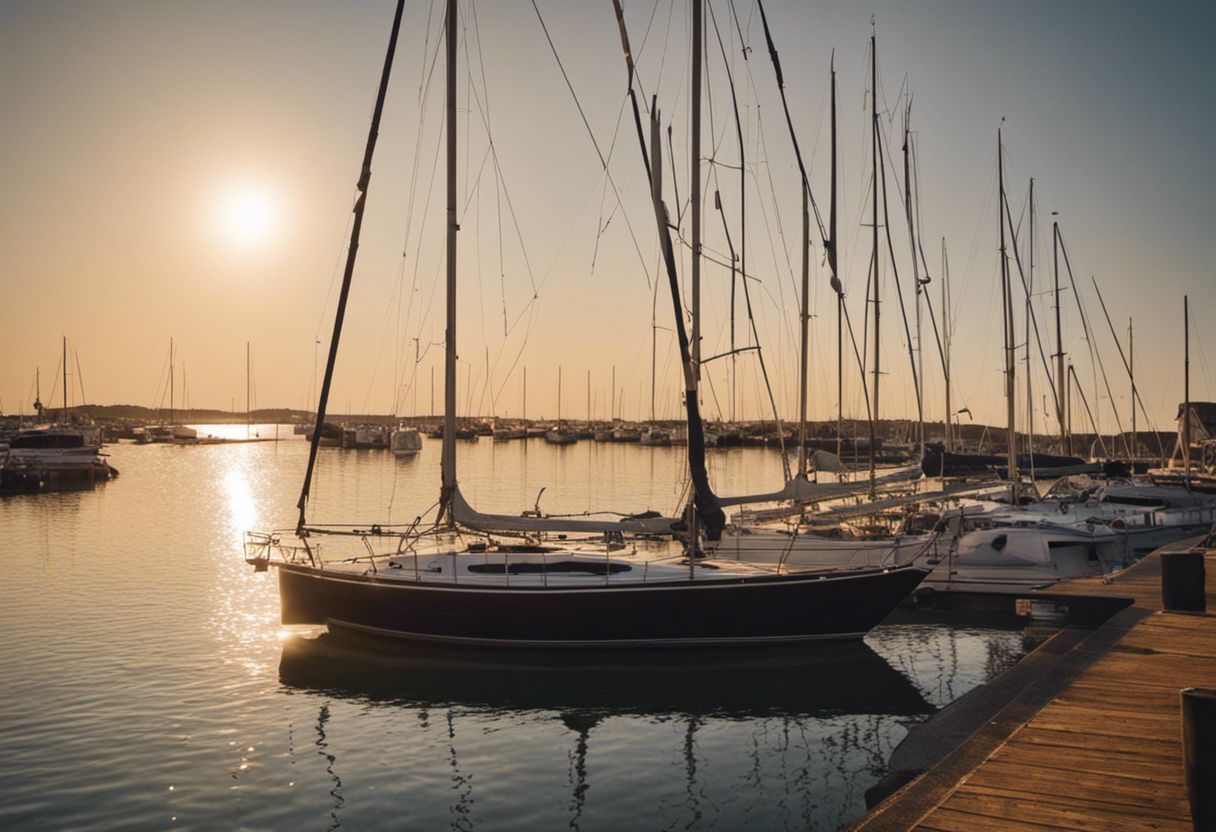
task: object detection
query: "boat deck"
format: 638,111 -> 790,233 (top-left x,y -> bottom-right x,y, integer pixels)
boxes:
851,534 -> 1216,831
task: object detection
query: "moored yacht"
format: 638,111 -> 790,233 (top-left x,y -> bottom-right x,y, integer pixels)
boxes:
2,424 -> 115,490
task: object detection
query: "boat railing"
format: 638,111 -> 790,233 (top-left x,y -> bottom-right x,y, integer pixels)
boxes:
243,531 -> 320,570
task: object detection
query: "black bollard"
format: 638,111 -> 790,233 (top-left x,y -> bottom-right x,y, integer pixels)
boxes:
1162,550 -> 1206,613
1182,688 -> 1216,831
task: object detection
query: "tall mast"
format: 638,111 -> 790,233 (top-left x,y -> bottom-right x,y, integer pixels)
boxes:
902,99 -> 923,453
439,0 -> 458,517
557,367 -> 562,425
62,335 -> 69,422
587,369 -> 591,425
296,0 -> 406,531
1184,295 -> 1191,477
647,97 -> 723,544
690,0 -> 703,379
1129,318 -> 1136,458
1026,178 -> 1035,470
797,179 -> 810,477
611,365 -> 615,421
942,237 -> 953,451
831,56 -> 842,462
246,341 -> 251,437
868,29 -> 880,487
523,366 -> 527,424
651,284 -> 657,423
169,337 -> 175,426
998,129 -> 1018,500
1052,217 -> 1068,453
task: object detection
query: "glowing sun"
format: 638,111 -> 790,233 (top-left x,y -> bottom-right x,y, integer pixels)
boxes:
216,187 -> 279,247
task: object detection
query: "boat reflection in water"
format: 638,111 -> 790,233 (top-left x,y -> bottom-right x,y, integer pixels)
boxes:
279,629 -> 934,716
279,631 -> 936,829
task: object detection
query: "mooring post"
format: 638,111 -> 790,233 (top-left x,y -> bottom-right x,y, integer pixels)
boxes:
1182,687 -> 1216,831
1161,549 -> 1206,613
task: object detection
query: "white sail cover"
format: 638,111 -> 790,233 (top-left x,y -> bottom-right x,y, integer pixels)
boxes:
451,486 -> 682,535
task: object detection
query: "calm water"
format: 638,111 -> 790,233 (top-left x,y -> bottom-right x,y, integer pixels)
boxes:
0,428 -> 1025,830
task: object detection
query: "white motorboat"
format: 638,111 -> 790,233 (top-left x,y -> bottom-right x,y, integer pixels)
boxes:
953,480 -> 1216,561
922,509 -> 1128,596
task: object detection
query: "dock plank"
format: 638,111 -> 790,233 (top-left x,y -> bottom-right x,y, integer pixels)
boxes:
994,741 -> 1183,782
941,789 -> 1188,832
914,807 -> 1065,832
963,760 -> 1189,815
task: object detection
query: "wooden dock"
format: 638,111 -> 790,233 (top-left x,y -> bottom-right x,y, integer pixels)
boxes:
852,536 -> 1216,831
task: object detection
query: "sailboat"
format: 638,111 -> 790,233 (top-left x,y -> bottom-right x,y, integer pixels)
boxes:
248,0 -> 928,648
1149,299 -> 1216,492
543,367 -> 578,445
2,338 -> 115,491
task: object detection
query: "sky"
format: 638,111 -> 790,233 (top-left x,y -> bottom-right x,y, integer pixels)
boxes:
1,0 -> 1213,436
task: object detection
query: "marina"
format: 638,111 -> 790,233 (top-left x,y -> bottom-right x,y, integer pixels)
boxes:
3,0 -> 1216,829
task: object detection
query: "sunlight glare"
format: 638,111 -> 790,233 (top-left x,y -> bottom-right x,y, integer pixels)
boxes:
216,186 -> 278,248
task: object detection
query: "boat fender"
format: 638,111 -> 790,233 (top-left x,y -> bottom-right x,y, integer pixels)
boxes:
1059,501 -> 1069,514
992,533 -> 1008,552
913,586 -> 936,609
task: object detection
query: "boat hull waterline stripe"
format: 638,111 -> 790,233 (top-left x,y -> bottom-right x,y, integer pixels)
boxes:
326,619 -> 868,648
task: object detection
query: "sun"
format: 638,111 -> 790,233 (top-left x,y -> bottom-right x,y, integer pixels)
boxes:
216,187 -> 278,247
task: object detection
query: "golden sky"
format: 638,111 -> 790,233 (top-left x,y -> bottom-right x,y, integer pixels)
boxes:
1,0 -> 1213,434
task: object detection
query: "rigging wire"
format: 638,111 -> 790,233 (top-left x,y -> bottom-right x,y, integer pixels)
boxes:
529,0 -> 654,287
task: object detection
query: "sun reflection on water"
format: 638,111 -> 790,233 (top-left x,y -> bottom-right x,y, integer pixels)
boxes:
207,448 -> 282,678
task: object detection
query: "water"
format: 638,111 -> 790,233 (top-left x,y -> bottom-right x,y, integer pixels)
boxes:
0,429 -> 1026,830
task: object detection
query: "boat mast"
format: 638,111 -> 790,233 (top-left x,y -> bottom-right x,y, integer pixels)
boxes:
651,283 -> 657,424
1027,178 -> 1035,474
612,0 -> 722,542
831,56 -> 842,462
439,0 -> 458,518
797,181 -> 810,476
246,341 -> 251,438
902,99 -> 923,454
297,0 -> 405,532
1053,216 -> 1068,453
610,365 -> 615,421
1129,317 -> 1135,458
998,129 -> 1018,501
557,367 -> 562,426
1184,295 -> 1190,479
942,237 -> 953,451
690,0 -> 702,380
169,337 -> 175,427
62,335 -> 69,422
868,29 -> 880,489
